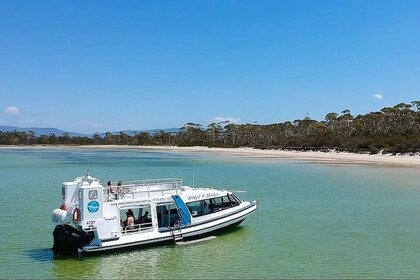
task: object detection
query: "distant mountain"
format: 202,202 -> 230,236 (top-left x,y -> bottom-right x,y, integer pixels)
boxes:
0,126 -> 85,137
0,126 -> 179,138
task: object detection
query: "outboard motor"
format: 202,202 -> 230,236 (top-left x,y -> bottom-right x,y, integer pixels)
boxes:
52,225 -> 94,255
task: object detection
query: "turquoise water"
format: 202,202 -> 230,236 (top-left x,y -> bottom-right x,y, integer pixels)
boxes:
0,148 -> 419,279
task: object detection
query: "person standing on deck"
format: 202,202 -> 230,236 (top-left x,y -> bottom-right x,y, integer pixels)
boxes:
107,181 -> 116,200
117,180 -> 123,199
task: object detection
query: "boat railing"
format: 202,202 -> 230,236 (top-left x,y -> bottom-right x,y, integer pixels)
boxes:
231,190 -> 247,201
120,178 -> 183,198
123,222 -> 153,234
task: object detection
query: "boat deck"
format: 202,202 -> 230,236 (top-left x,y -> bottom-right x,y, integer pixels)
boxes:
106,178 -> 184,201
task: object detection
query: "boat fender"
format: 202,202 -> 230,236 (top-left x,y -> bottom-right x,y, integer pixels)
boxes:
59,204 -> 67,211
72,208 -> 81,222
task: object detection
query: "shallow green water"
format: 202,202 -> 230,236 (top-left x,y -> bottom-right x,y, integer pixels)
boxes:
0,148 -> 419,279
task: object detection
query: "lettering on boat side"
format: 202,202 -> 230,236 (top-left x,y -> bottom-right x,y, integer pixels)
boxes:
87,201 -> 100,213
188,195 -> 202,200
110,197 -> 171,207
205,192 -> 219,198
188,192 -> 219,201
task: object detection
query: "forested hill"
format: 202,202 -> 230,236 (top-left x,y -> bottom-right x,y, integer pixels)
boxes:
1,101 -> 419,155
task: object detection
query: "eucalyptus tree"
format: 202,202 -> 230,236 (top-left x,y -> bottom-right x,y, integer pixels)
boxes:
379,103 -> 416,135
412,101 -> 420,133
292,117 -> 320,138
325,112 -> 339,132
92,132 -> 101,145
61,132 -> 70,145
37,134 -> 50,145
26,130 -> 36,145
207,122 -> 223,144
153,130 -> 174,145
179,123 -> 207,144
104,132 -> 120,145
134,131 -> 153,145
337,109 -> 354,137
118,131 -> 131,145
223,123 -> 239,146
49,133 -> 58,145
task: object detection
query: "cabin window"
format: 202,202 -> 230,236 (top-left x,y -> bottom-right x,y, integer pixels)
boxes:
61,187 -> 65,197
157,203 -> 179,228
187,201 -> 201,217
186,196 -> 240,217
210,197 -> 223,212
119,205 -> 152,234
228,194 -> 240,206
186,199 -> 211,217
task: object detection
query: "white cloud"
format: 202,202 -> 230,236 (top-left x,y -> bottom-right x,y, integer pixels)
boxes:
85,122 -> 103,129
79,121 -> 103,129
212,116 -> 241,124
373,94 -> 383,100
4,106 -> 22,115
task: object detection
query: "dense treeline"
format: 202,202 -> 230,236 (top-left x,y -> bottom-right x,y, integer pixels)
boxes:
1,101 -> 419,154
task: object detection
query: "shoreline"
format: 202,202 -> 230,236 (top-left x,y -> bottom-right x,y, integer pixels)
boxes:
1,144 -> 420,167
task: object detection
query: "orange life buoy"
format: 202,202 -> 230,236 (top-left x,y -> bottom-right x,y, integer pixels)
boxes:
72,208 -> 81,222
59,204 -> 67,211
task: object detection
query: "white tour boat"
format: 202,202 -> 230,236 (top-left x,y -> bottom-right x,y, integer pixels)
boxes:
52,172 -> 257,255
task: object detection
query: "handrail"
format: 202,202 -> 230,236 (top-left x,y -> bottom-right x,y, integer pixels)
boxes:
231,190 -> 247,201
123,222 -> 153,234
121,178 -> 182,188
113,178 -> 183,199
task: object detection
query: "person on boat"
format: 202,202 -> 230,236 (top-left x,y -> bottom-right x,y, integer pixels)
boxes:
123,209 -> 135,230
140,211 -> 151,224
107,181 -> 116,199
116,180 -> 124,199
117,181 -> 123,193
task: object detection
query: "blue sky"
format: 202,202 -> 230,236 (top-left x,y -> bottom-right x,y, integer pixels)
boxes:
1,0 -> 420,134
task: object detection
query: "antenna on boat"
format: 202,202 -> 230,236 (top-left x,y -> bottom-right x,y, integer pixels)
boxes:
86,168 -> 90,177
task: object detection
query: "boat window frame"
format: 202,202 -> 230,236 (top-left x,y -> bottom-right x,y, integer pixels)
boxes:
210,197 -> 223,212
185,195 -> 240,218
156,202 -> 179,228
119,204 -> 153,234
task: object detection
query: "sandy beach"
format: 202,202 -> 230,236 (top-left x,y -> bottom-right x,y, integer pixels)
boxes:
2,144 -> 420,167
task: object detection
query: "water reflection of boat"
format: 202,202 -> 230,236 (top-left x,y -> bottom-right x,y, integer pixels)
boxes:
51,172 -> 257,255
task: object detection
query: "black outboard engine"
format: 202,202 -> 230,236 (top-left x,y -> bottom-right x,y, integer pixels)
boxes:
52,225 -> 93,255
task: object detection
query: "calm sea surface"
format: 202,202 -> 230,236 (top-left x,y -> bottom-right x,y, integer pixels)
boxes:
0,148 -> 419,279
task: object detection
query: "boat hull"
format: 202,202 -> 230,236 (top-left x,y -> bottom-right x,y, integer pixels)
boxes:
82,201 -> 257,254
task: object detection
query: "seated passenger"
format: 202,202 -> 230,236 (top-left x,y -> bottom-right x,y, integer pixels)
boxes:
140,211 -> 151,224
123,209 -> 135,230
